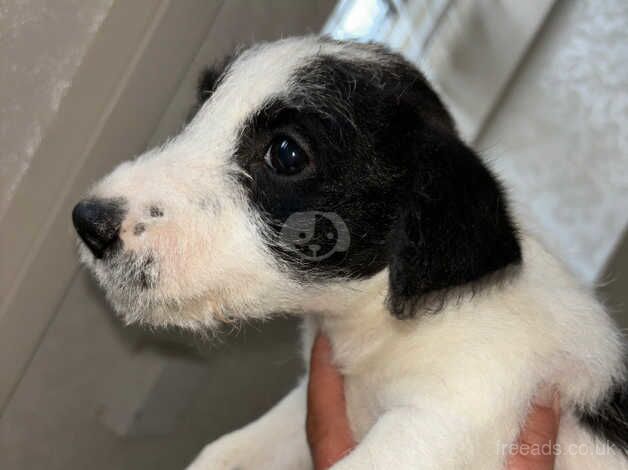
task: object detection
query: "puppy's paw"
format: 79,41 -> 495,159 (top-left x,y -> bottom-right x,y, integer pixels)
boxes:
185,432 -> 252,469
185,428 -> 312,470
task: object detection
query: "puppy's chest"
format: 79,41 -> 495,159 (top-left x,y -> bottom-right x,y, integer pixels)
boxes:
303,316 -> 388,440
344,374 -> 384,441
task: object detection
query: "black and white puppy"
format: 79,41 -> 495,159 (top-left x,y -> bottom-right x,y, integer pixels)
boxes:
72,37 -> 627,469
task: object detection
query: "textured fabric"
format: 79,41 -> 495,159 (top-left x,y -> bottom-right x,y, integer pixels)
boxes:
478,0 -> 628,283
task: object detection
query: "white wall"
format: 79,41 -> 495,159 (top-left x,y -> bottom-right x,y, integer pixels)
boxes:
0,0 -> 113,222
0,2 -> 333,469
477,0 -> 628,284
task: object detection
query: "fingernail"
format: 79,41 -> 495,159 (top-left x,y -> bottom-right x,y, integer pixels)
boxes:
314,334 -> 331,359
535,384 -> 555,408
552,391 -> 561,416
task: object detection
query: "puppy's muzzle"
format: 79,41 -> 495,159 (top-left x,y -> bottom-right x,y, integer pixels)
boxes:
72,198 -> 126,259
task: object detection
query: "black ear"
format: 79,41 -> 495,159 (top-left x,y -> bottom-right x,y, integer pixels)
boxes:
197,51 -> 241,103
387,127 -> 521,318
188,53 -> 239,121
197,64 -> 225,104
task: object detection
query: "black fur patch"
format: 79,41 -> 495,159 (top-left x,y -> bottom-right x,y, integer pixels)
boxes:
386,129 -> 521,317
223,42 -> 521,317
149,206 -> 164,218
578,380 -> 628,454
133,223 -> 146,236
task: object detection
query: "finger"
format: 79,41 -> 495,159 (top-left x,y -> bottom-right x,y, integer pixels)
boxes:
508,391 -> 560,470
307,334 -> 355,469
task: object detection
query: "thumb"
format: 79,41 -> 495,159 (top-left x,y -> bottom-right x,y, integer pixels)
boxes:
508,389 -> 560,470
306,334 -> 355,470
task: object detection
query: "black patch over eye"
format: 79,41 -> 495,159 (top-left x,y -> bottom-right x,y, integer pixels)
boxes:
264,136 -> 309,175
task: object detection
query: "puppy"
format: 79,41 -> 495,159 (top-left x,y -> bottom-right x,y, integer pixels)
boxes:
72,37 -> 627,469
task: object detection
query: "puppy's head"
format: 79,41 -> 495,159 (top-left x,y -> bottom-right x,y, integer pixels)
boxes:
72,37 -> 520,328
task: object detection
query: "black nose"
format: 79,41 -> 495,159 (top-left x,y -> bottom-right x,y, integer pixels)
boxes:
72,198 -> 125,258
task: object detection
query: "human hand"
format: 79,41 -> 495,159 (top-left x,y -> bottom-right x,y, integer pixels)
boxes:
306,334 -> 560,470
507,386 -> 561,470
306,334 -> 356,470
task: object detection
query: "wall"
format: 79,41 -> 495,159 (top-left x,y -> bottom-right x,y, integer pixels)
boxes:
0,2 -> 334,469
477,0 -> 628,285
0,0 -> 113,222
599,230 -> 628,331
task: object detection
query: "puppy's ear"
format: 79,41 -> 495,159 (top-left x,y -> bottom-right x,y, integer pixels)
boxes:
387,127 -> 521,318
197,50 -> 242,103
197,66 -> 224,104
188,53 -> 238,121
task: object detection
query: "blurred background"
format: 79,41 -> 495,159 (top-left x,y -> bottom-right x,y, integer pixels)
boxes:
0,1 -> 626,468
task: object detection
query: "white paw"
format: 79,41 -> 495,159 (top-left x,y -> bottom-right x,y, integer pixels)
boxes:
185,429 -> 312,470
185,431 -> 254,469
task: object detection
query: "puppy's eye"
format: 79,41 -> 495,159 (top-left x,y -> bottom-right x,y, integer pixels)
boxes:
264,136 -> 309,175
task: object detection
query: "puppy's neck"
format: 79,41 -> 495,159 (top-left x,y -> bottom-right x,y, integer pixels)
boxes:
306,270 -> 400,373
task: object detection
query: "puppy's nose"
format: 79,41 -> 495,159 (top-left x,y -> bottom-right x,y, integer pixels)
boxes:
72,198 -> 124,258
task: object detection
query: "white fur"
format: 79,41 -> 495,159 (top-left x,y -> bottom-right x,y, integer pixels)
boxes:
188,237 -> 627,469
77,37 -> 627,469
81,37 -> 390,329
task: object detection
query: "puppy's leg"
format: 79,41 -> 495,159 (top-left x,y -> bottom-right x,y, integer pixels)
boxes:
186,379 -> 311,470
329,405 -> 512,470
